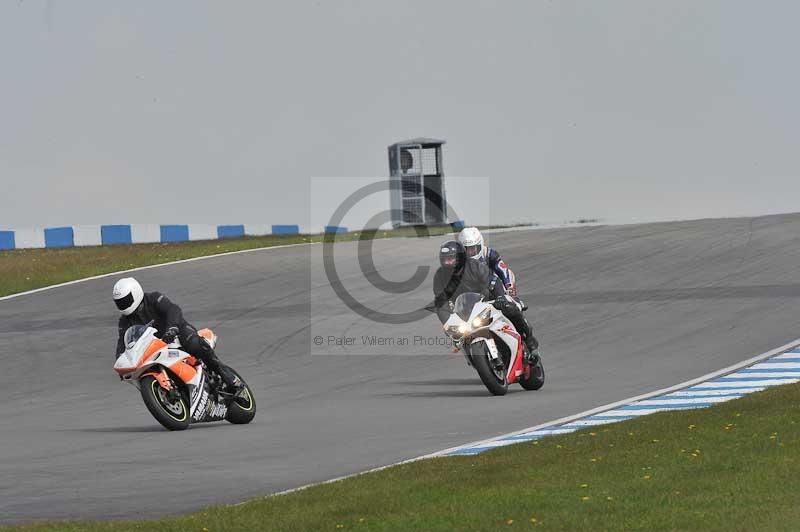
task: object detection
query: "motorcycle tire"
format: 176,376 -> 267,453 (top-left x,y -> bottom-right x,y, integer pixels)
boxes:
140,374 -> 190,431
470,342 -> 508,396
225,367 -> 257,425
519,356 -> 545,391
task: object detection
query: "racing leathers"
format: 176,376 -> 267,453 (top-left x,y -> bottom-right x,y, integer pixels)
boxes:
433,259 -> 537,353
114,291 -> 238,389
482,247 -> 517,297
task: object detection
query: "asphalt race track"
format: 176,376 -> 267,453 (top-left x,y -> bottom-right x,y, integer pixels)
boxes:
3,214 -> 800,522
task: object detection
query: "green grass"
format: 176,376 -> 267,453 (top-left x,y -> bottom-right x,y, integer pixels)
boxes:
0,224 -> 505,298
7,382 -> 800,531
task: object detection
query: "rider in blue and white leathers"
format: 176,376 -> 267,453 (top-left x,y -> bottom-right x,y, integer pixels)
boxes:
458,227 -> 516,296
458,227 -> 538,354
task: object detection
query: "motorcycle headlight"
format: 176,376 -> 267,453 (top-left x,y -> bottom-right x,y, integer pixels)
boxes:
471,308 -> 493,328
445,324 -> 466,337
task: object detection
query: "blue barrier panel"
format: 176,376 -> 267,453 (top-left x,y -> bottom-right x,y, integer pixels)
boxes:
452,220 -> 465,230
160,225 -> 189,243
271,224 -> 300,235
44,226 -> 74,248
101,225 -> 132,245
217,224 -> 245,239
324,226 -> 348,234
0,231 -> 14,250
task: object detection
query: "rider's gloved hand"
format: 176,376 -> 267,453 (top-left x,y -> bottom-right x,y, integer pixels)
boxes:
451,337 -> 461,353
162,326 -> 179,345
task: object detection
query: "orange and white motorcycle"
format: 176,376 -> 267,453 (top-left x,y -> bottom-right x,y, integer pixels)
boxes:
113,323 -> 256,430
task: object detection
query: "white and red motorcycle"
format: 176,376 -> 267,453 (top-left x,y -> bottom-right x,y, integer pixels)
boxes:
443,292 -> 545,395
113,323 -> 256,430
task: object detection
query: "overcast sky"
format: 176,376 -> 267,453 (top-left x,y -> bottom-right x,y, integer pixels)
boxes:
1,0 -> 798,230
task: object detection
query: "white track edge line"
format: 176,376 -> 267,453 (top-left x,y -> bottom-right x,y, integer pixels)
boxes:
432,337 -> 800,455
0,241 -> 323,303
2,213 -> 780,304
1,222 -> 594,304
232,336 -> 800,506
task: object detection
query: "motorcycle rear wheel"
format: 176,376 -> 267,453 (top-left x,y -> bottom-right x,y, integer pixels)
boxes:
140,375 -> 190,431
519,355 -> 545,390
225,368 -> 256,425
470,342 -> 508,396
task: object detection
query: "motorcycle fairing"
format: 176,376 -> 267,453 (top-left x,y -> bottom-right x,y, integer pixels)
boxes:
114,325 -> 229,424
114,328 -> 195,383
448,299 -> 525,384
496,324 -> 524,382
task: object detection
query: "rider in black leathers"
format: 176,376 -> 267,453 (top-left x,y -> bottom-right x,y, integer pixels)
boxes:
114,286 -> 239,390
433,240 -> 538,354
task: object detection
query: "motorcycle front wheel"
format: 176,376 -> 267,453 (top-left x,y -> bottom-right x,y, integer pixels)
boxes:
469,342 -> 508,396
140,374 -> 190,431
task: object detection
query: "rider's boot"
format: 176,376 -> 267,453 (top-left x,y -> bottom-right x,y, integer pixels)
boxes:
218,365 -> 241,393
525,337 -> 541,365
203,352 -> 241,393
520,319 -> 540,364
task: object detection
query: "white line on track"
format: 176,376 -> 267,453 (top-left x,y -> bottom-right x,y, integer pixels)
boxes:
233,336 -> 800,506
0,222 -> 601,305
8,218 -> 795,504
432,337 -> 800,456
0,241 -> 317,303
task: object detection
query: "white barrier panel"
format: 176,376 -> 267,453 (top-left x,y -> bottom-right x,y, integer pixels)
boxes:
73,225 -> 102,247
131,224 -> 161,244
297,225 -> 315,235
245,224 -> 271,236
188,224 -> 217,241
14,228 -> 45,249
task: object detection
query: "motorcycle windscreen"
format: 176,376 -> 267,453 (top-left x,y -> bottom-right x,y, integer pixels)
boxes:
123,325 -> 149,350
453,292 -> 482,321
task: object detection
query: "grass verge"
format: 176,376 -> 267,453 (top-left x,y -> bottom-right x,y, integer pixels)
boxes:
7,382 -> 800,531
0,224 -> 525,298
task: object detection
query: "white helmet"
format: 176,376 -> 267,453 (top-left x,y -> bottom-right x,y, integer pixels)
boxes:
458,227 -> 485,260
112,277 -> 144,316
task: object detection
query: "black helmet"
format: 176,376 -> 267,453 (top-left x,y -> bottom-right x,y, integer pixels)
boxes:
439,240 -> 466,271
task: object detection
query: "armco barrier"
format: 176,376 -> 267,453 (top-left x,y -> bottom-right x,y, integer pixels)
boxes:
0,220 -> 468,251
